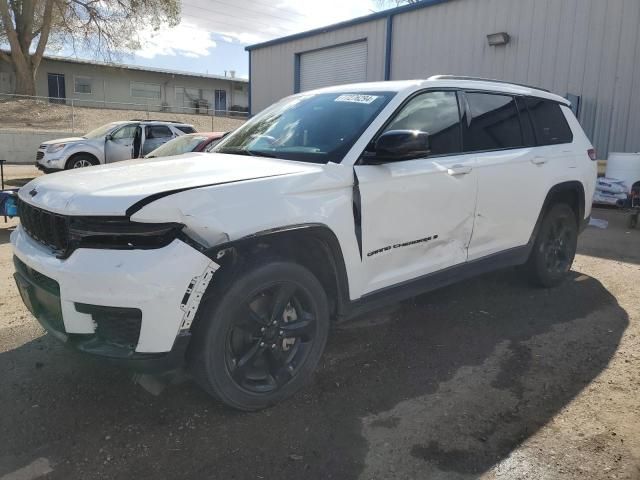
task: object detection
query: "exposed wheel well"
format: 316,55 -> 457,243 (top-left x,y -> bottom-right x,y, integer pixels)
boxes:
547,184 -> 584,224
65,152 -> 100,169
530,181 -> 586,243
205,225 -> 350,322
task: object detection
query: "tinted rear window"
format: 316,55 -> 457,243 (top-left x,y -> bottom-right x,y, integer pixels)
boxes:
146,125 -> 172,138
525,98 -> 573,145
464,92 -> 523,152
176,126 -> 196,134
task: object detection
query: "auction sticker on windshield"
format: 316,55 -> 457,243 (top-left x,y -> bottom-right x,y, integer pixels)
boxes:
334,94 -> 380,104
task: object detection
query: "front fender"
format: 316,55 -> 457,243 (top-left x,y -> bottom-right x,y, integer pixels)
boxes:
61,143 -> 105,164
129,164 -> 369,300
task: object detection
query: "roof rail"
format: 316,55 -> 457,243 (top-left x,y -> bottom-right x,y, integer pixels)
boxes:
129,119 -> 188,124
428,75 -> 551,93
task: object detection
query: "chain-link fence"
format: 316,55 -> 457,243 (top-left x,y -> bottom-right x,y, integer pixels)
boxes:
0,93 -> 248,135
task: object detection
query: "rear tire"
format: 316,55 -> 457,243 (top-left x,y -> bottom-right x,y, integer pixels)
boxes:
65,154 -> 98,169
189,261 -> 330,411
525,203 -> 578,288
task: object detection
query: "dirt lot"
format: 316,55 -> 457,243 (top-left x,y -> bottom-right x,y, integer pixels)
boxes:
0,166 -> 639,480
0,99 -> 246,134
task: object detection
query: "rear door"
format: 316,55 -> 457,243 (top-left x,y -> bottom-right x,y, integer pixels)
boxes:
355,90 -> 477,294
464,92 -> 552,260
142,125 -> 174,156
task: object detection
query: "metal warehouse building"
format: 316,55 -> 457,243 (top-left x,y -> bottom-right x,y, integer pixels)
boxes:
246,0 -> 640,158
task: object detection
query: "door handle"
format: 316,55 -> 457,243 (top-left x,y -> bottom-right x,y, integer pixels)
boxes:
531,156 -> 547,165
447,164 -> 473,176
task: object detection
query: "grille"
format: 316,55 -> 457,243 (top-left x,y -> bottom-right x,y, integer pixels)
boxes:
18,198 -> 70,254
76,304 -> 142,349
36,151 -> 44,161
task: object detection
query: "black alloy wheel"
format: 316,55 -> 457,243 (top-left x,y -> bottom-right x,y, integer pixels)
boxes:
526,203 -> 578,287
189,261 -> 329,411
225,282 -> 318,393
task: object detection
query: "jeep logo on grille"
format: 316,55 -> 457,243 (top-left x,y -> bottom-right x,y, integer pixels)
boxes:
29,189 -> 37,197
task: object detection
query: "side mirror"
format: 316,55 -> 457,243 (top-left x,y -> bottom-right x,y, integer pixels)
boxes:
105,134 -> 113,141
372,130 -> 430,162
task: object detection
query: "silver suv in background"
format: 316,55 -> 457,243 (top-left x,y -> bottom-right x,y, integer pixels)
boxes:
35,120 -> 196,172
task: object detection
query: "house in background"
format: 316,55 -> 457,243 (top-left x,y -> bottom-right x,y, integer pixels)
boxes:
0,54 -> 249,114
246,0 -> 640,159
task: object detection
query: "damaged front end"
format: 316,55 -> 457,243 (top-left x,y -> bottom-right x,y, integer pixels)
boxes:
11,211 -> 225,373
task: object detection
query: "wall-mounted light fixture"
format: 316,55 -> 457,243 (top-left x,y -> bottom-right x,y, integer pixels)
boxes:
487,32 -> 510,46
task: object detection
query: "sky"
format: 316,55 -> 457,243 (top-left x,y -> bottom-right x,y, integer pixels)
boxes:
57,0 -> 381,79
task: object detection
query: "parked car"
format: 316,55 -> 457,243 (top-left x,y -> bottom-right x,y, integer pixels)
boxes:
145,132 -> 227,159
35,120 -> 196,172
13,76 -> 596,411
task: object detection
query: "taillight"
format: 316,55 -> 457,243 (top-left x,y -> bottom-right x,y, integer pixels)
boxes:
588,148 -> 597,161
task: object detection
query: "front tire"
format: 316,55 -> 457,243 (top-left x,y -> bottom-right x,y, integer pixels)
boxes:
525,203 -> 578,287
189,261 -> 330,411
65,154 -> 98,169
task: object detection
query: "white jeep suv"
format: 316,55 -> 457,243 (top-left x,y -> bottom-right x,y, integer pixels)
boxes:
35,120 -> 196,172
12,77 -> 597,410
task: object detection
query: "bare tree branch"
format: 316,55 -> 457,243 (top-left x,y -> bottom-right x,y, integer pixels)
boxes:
0,48 -> 10,63
1,0 -> 180,94
32,0 -> 54,65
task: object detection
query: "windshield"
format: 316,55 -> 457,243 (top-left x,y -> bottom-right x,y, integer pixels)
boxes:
212,92 -> 394,164
84,122 -> 122,139
146,135 -> 209,158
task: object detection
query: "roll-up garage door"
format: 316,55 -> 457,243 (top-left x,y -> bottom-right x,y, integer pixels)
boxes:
299,41 -> 368,92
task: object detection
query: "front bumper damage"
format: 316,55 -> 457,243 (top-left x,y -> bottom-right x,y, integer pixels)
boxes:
11,226 -> 218,372
35,149 -> 66,173
35,162 -> 63,174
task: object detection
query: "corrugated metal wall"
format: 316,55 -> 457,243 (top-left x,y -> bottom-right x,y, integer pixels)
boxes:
250,19 -> 387,113
249,0 -> 640,157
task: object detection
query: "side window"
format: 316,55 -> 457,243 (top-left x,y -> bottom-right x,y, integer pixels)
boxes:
146,125 -> 172,139
382,91 -> 462,156
516,97 -> 536,147
525,97 -> 573,145
111,124 -> 136,140
176,125 -> 196,134
464,92 -> 523,152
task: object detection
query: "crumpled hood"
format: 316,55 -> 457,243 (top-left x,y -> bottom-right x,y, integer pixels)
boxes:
40,137 -> 85,146
19,153 -> 320,216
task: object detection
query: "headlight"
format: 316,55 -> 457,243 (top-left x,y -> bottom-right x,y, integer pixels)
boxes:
68,217 -> 184,251
47,143 -> 67,153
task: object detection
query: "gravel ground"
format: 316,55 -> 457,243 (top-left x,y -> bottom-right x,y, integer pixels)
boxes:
0,166 -> 639,480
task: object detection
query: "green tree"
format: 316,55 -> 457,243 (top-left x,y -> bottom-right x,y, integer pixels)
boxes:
0,0 -> 180,96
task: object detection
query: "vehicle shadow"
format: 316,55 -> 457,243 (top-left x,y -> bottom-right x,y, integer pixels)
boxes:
4,177 -> 35,188
0,224 -> 16,245
0,268 -> 627,480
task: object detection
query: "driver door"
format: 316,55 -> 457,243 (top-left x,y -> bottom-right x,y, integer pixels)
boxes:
354,90 -> 477,294
105,124 -> 137,163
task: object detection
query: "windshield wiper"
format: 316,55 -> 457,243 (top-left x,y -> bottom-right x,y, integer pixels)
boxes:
217,147 -> 278,158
